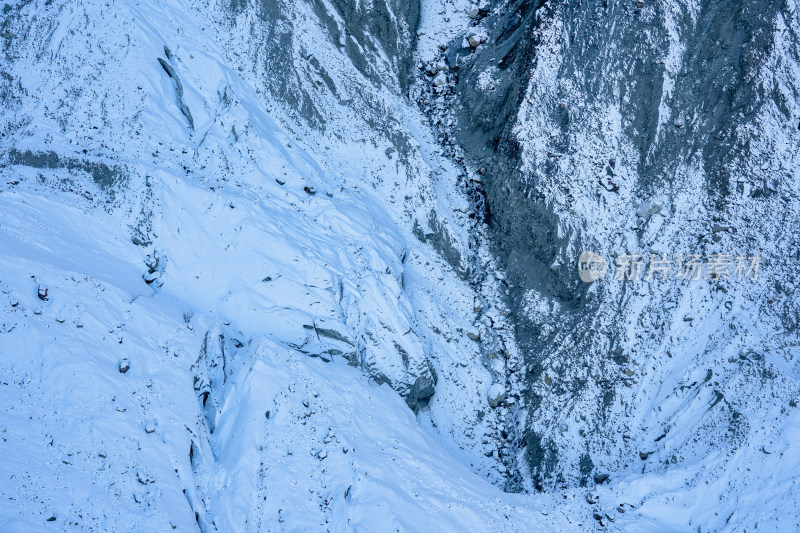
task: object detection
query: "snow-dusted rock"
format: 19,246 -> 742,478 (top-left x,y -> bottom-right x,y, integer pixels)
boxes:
487,383 -> 506,407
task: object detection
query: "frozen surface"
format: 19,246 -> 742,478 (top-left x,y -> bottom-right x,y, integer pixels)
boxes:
1,0 -> 799,531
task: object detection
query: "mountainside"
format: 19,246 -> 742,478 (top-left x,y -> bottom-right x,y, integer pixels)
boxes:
430,0 -> 800,527
1,0 -> 799,531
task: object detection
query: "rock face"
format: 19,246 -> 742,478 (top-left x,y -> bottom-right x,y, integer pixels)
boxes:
308,0 -> 420,91
406,369 -> 438,412
229,0 -> 419,129
446,0 -> 800,495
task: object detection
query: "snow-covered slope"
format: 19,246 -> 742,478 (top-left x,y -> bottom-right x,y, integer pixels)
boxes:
0,0 -> 547,529
0,198 -> 577,529
429,0 -> 800,529
2,0 -> 799,531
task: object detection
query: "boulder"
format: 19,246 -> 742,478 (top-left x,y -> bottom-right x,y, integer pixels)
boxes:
593,472 -> 610,484
487,383 -> 505,407
406,370 -> 437,412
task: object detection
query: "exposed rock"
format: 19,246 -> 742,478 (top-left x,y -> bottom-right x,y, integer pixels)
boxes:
487,383 -> 505,407
636,201 -> 662,219
406,371 -> 437,412
593,473 -> 610,484
468,34 -> 484,48
157,57 -> 194,129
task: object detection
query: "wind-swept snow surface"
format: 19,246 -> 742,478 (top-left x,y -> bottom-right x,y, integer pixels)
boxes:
2,0 -> 800,531
0,0 -> 565,529
0,201 -> 576,529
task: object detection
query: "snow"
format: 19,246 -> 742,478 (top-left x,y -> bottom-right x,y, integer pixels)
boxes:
0,180 -> 585,529
415,0 -> 473,64
0,0 -> 572,529
2,0 -> 799,530
507,1 -> 800,530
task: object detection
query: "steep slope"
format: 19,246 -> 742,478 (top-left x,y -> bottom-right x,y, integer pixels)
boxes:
2,0 -> 800,531
420,0 -> 800,529
0,196 -> 579,529
0,0 -> 552,529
